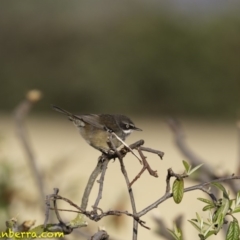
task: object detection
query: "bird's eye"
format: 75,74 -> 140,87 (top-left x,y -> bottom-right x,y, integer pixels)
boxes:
125,123 -> 130,129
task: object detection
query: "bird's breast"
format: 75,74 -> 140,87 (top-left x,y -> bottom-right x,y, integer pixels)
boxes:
78,125 -> 124,151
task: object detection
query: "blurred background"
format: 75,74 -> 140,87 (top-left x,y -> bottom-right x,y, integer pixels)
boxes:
1,0 -> 240,239
1,0 -> 240,117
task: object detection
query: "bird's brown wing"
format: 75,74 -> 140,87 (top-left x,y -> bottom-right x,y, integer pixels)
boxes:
75,114 -> 108,131
52,105 -> 108,131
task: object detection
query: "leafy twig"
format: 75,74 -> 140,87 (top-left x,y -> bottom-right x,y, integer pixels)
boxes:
138,174 -> 240,217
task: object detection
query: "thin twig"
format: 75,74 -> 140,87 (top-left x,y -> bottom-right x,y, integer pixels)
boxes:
165,168 -> 188,194
44,194 -> 51,228
52,188 -> 64,224
44,188 -> 66,228
129,167 -> 146,187
93,159 -> 109,209
108,135 -> 139,240
49,208 -> 81,214
129,148 -> 158,187
44,189 -> 76,234
48,193 -> 149,229
138,148 -> 158,177
140,146 -> 164,159
81,158 -> 105,210
119,158 -> 138,240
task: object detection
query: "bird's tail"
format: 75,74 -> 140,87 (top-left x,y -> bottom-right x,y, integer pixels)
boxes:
52,105 -> 75,121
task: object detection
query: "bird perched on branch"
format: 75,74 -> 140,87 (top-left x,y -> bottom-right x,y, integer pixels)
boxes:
52,105 -> 142,154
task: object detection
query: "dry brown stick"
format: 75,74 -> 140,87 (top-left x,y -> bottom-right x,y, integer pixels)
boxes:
129,167 -> 147,187
48,192 -> 150,230
44,193 -> 51,228
93,158 -> 109,209
140,146 -> 164,159
52,195 -> 84,213
81,158 -> 105,210
118,158 -> 138,240
108,134 -> 139,240
52,188 -> 64,224
139,148 -> 158,177
14,90 -> 45,204
79,140 -> 144,236
44,188 -> 64,228
129,148 -> 158,187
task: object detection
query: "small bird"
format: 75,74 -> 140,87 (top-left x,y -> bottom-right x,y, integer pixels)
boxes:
52,105 -> 142,153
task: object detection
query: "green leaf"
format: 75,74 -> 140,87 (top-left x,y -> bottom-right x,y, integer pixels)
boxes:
188,220 -> 201,232
226,220 -> 240,240
167,229 -> 180,240
221,198 -> 230,217
182,160 -> 191,173
167,224 -> 182,240
204,230 -> 215,239
197,198 -> 214,205
236,191 -> 240,206
196,212 -> 202,223
189,163 -> 204,175
203,205 -> 215,211
211,182 -> 229,199
232,206 -> 240,214
217,213 -> 224,229
214,198 -> 230,227
173,179 -> 184,204
198,234 -> 206,240
229,199 -> 234,209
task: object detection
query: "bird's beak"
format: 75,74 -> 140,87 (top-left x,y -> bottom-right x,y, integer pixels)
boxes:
134,126 -> 142,131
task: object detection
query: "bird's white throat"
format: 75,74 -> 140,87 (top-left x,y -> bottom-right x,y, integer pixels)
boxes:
123,129 -> 133,136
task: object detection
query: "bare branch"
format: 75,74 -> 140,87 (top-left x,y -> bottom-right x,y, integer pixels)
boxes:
129,148 -> 158,187
93,159 -> 109,209
140,146 -> 164,159
106,135 -> 139,240
46,191 -> 150,230
81,158 -> 105,210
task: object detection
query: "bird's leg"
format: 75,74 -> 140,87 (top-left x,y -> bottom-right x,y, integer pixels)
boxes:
98,148 -> 116,162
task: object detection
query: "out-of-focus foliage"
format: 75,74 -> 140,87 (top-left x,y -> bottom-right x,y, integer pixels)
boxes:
0,1 -> 240,117
0,161 -> 14,229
